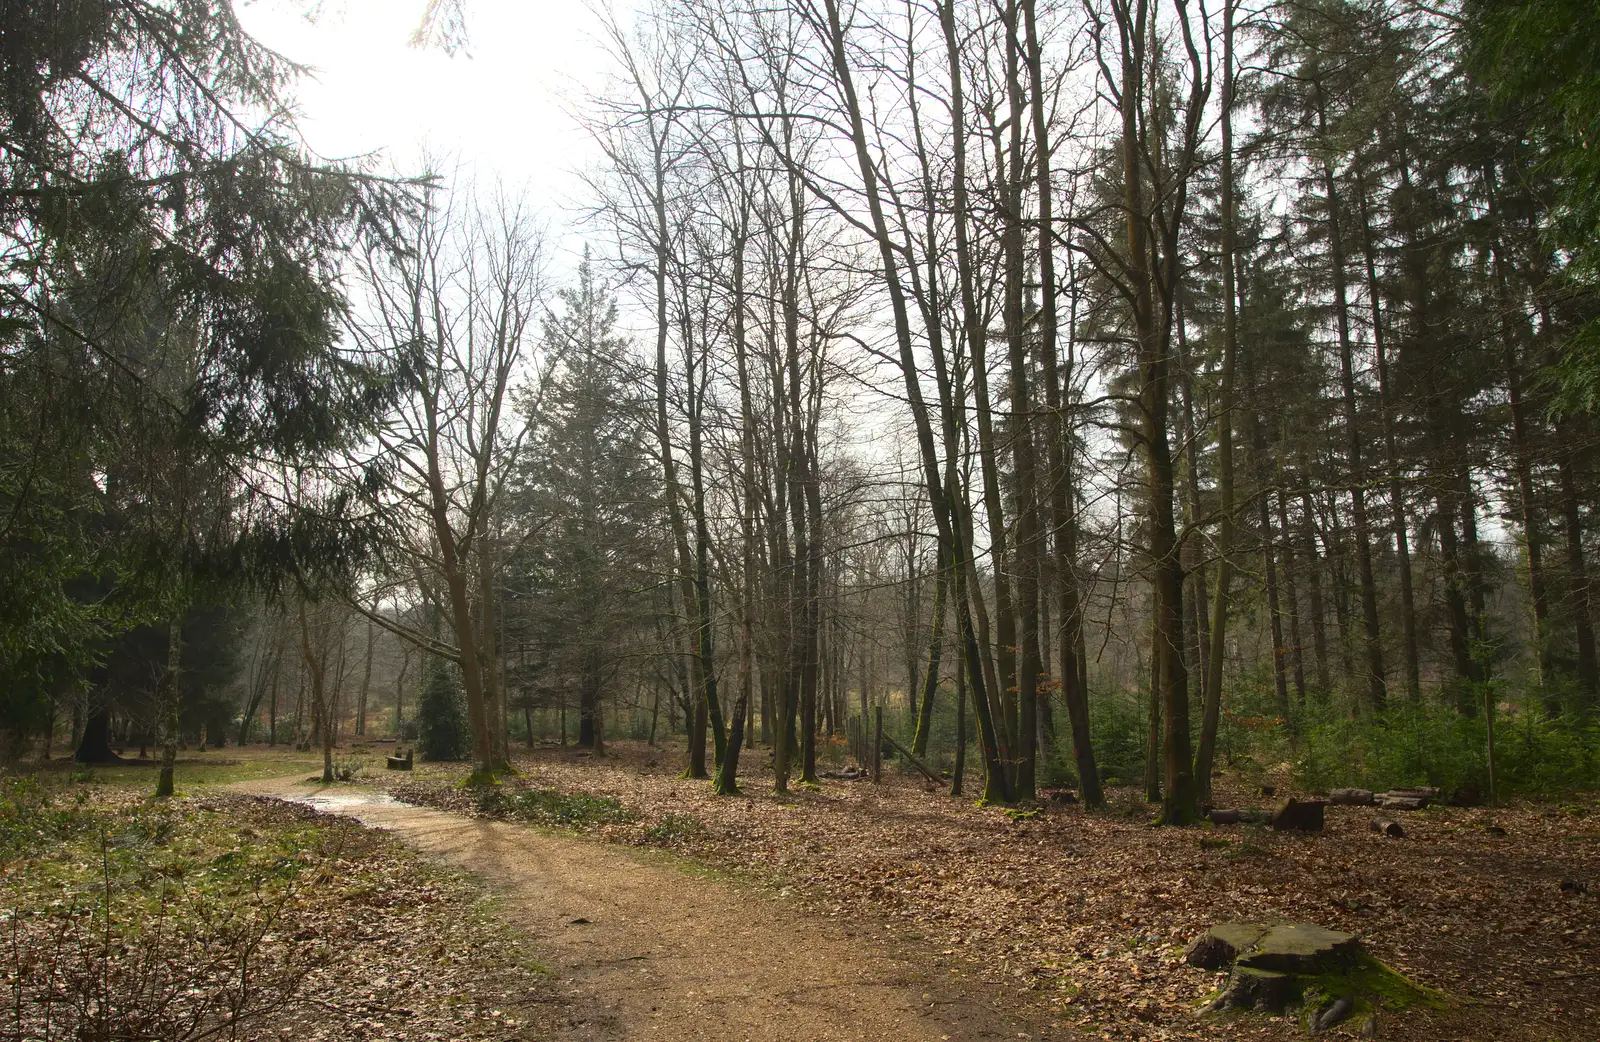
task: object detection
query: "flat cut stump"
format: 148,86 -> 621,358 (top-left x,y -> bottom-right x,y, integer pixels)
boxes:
1186,921 -> 1358,974
1239,923 -> 1361,974
1187,921 -> 1438,1026
1185,922 -> 1268,970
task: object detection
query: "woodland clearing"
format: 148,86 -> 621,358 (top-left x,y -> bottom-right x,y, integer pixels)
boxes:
14,742 -> 1599,1041
357,740 -> 1600,1042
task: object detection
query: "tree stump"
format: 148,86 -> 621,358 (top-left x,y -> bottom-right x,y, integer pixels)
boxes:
1186,922 -> 1359,974
1213,966 -> 1295,1013
1187,920 -> 1441,1030
1270,798 -> 1327,831
1238,924 -> 1362,974
1189,922 -> 1392,1020
1186,923 -> 1269,970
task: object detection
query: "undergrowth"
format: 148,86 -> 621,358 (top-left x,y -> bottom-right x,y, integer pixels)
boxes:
475,784 -> 634,827
0,785 -> 328,1041
1291,700 -> 1600,796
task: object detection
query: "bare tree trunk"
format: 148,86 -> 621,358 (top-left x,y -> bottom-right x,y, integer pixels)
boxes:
1107,0 -> 1198,824
297,602 -> 335,785
1002,0 -> 1042,801
819,0 -> 1010,800
268,665 -> 280,746
912,545 -> 948,759
1317,90 -> 1385,711
1557,437 -> 1598,706
1356,167 -> 1420,702
1195,0 -> 1238,803
1257,434 -> 1291,721
356,618 -> 374,736
1299,486 -> 1335,696
1278,490 -> 1308,704
154,617 -> 183,798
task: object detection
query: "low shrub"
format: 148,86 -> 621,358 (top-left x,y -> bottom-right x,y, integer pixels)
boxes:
476,785 -> 634,828
1291,696 -> 1600,797
0,775 -> 92,857
2,792 -> 321,1041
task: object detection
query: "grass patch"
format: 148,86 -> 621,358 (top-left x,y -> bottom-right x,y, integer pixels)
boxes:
36,750 -> 322,791
0,787 -> 334,1040
1,776 -> 569,1041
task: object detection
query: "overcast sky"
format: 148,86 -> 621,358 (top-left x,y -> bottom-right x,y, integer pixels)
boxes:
240,0 -> 613,271
237,0 -> 917,467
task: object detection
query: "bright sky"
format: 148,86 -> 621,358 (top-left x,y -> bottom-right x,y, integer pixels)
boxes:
239,0 -> 615,270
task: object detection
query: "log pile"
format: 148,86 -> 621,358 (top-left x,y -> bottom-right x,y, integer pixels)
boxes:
1376,786 -> 1439,811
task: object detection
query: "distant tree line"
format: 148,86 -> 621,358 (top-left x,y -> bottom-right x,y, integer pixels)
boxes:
5,0 -> 1598,809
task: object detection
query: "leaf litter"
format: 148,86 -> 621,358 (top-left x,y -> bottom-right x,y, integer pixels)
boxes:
374,742 -> 1598,1041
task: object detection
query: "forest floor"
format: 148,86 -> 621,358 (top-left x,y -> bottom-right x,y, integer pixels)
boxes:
34,743 -> 1596,1040
0,771 -> 578,1042
235,774 -> 1043,1041
341,739 -> 1600,1042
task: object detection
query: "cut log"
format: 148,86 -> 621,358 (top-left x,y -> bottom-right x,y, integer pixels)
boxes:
1369,816 -> 1405,838
1207,808 -> 1242,825
879,730 -> 942,785
1270,798 -> 1327,832
1328,788 -> 1375,806
1376,795 -> 1426,811
1379,786 -> 1437,807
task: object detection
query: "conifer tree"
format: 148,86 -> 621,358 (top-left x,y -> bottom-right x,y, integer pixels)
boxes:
418,659 -> 469,763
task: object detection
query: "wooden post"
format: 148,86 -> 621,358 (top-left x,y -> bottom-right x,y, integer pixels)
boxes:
872,704 -> 883,783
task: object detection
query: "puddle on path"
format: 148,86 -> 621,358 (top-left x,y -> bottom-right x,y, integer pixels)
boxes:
278,787 -> 402,819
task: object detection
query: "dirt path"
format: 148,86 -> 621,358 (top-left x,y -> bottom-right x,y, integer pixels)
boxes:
233,778 -> 1045,1042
